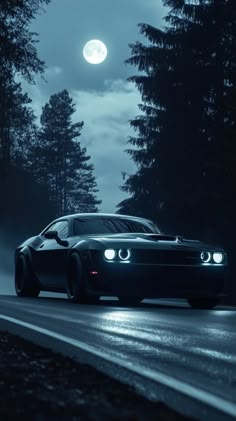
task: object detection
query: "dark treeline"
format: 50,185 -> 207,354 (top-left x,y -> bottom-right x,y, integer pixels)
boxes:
0,0 -> 100,243
118,0 -> 236,302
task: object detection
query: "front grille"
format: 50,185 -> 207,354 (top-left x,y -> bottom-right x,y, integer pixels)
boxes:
132,249 -> 200,265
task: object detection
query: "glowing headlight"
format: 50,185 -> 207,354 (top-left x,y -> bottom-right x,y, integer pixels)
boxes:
213,252 -> 224,264
201,251 -> 211,263
118,248 -> 131,261
104,249 -> 116,260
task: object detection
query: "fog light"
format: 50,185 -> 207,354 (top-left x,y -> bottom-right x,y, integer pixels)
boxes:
213,252 -> 223,264
201,251 -> 211,263
118,249 -> 131,261
104,249 -> 116,260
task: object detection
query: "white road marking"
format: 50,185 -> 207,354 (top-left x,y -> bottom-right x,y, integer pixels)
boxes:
0,314 -> 236,418
192,347 -> 236,363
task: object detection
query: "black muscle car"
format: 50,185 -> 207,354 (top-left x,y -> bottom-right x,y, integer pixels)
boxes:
15,213 -> 227,308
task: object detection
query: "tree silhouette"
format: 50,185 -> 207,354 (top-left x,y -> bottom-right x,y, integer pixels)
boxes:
0,0 -> 52,230
31,90 -> 101,216
118,0 -> 236,241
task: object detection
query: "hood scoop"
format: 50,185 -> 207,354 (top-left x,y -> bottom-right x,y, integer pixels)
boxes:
144,234 -> 178,242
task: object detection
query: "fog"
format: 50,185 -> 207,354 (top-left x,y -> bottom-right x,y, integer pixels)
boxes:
0,241 -> 15,295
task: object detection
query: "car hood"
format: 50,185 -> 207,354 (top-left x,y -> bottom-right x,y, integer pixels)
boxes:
74,232 -> 222,251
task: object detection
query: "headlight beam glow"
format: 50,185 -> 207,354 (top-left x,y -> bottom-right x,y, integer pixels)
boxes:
118,249 -> 131,261
201,251 -> 211,263
213,252 -> 224,264
104,249 -> 116,260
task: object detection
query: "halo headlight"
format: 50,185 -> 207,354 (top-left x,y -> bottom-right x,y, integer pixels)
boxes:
104,249 -> 116,260
201,251 -> 211,263
213,252 -> 224,264
118,248 -> 131,261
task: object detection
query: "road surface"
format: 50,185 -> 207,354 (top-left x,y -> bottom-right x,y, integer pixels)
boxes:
0,295 -> 235,420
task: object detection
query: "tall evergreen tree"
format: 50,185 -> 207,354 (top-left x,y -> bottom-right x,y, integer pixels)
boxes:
0,0 -> 50,81
0,0 -> 50,176
0,0 -> 56,238
32,90 -> 101,215
118,0 -> 236,241
0,77 -> 39,220
3,80 -> 37,164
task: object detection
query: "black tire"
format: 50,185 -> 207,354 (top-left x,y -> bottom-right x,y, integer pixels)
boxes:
66,253 -> 100,304
118,296 -> 143,306
187,297 -> 220,309
15,255 -> 40,298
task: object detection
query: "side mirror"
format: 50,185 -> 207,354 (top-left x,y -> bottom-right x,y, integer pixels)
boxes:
44,230 -> 58,240
44,230 -> 69,247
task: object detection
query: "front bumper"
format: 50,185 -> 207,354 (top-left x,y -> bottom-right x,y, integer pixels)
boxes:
87,261 -> 227,298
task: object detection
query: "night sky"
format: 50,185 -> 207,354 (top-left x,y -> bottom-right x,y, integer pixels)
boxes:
23,0 -> 166,212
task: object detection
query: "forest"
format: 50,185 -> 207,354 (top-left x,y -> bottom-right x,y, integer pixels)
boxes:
0,0 -> 100,241
0,0 -> 235,301
118,0 -> 236,303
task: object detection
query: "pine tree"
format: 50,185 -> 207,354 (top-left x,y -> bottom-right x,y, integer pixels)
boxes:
0,0 -> 50,179
32,90 -> 101,215
118,0 -> 236,240
163,0 -> 236,238
0,0 -> 55,234
0,0 -> 50,81
118,20 -> 200,232
0,77 -> 39,218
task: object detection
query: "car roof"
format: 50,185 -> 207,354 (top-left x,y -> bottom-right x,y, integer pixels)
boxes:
54,212 -> 153,225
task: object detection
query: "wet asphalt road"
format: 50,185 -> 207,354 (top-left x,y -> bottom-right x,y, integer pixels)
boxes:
0,295 -> 236,419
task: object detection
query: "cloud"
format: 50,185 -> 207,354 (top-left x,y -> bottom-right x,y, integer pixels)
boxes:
23,79 -> 141,212
19,0 -> 168,214
30,0 -> 166,93
73,79 -> 141,212
45,65 -> 63,77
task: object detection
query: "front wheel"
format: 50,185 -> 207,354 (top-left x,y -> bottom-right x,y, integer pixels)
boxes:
187,297 -> 220,309
118,296 -> 143,306
66,253 -> 100,304
15,255 -> 40,297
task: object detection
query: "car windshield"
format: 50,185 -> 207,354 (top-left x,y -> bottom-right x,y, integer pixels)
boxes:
73,217 -> 159,236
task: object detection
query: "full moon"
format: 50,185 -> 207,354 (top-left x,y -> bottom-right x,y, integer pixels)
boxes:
83,40 -> 107,64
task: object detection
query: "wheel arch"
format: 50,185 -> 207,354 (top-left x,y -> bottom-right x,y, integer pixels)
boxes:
66,246 -> 100,304
15,246 -> 40,297
66,248 -> 82,264
15,246 -> 32,266
67,243 -> 98,266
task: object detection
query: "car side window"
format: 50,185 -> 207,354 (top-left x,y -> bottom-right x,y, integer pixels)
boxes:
44,221 -> 69,239
44,222 -> 58,233
57,221 -> 69,239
